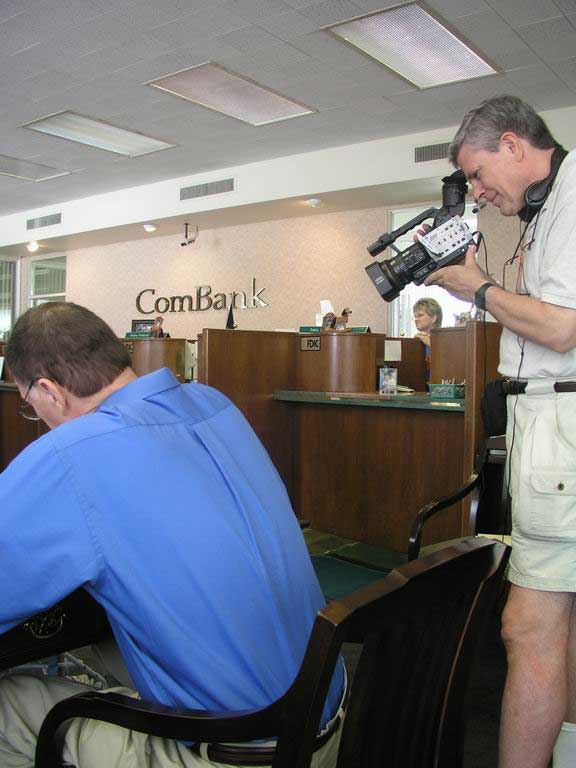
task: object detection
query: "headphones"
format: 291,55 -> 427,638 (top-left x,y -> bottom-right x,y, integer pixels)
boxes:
518,143 -> 568,222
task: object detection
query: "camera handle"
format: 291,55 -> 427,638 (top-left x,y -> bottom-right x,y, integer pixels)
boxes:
367,206 -> 440,258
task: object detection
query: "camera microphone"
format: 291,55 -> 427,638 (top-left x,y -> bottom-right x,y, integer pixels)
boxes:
472,199 -> 487,214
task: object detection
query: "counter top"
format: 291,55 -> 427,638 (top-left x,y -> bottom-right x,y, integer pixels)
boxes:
273,390 -> 465,412
0,383 -> 17,392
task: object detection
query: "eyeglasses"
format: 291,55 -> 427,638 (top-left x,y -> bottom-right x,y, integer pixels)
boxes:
18,377 -> 41,421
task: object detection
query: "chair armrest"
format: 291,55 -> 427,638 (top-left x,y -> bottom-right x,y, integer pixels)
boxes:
35,690 -> 281,768
407,472 -> 482,561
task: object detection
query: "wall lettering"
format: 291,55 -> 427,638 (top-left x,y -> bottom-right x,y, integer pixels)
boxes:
135,278 -> 268,315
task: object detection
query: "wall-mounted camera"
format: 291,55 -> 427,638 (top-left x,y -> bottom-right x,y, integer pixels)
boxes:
181,222 -> 199,246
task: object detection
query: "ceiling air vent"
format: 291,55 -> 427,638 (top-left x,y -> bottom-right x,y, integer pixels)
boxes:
27,212 -> 62,230
414,142 -> 450,163
180,178 -> 234,201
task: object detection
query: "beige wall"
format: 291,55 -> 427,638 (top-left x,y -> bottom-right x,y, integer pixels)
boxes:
19,202 -> 524,339
478,205 -> 523,293
64,206 -> 396,339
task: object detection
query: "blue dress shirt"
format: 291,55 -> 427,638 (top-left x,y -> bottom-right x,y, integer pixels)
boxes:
0,369 -> 342,721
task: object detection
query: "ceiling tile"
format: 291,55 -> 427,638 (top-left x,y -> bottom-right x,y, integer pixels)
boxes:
455,10 -> 542,69
426,0 -> 491,18
149,5 -> 249,47
253,10 -> 320,36
217,0 -> 293,20
219,25 -> 284,52
549,57 -> 576,88
1,0 -> 576,220
486,0 -> 562,27
516,16 -> 576,62
556,0 -> 576,11
288,30 -> 376,69
298,0 -> 365,27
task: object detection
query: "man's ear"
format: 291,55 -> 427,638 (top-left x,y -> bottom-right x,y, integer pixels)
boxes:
500,132 -> 524,162
35,377 -> 66,409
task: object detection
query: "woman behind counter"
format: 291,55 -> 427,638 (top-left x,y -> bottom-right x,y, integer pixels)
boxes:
413,298 -> 443,388
413,297 -> 443,346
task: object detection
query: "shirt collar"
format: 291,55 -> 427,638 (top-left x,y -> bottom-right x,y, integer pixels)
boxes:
98,368 -> 181,411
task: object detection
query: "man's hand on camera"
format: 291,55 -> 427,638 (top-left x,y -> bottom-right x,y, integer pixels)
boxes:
424,244 -> 494,302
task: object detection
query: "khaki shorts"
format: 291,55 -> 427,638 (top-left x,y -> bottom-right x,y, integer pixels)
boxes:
506,390 -> 576,592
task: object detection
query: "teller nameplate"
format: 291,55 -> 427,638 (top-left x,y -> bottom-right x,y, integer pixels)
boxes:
300,336 -> 321,351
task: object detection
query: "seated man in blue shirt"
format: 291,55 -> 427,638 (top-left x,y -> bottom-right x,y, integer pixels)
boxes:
0,302 -> 344,768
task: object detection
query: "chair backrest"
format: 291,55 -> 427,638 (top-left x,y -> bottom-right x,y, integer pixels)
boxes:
273,538 -> 509,768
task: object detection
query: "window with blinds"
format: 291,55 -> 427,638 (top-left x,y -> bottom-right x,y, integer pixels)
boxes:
0,260 -> 15,339
29,255 -> 66,307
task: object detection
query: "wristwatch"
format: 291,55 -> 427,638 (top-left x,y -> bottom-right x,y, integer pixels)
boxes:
474,282 -> 494,311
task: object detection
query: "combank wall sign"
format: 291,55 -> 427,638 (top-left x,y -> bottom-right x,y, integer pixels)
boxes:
136,278 -> 268,314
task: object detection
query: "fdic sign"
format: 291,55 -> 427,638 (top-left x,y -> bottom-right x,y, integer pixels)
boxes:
136,278 -> 268,314
300,336 -> 321,351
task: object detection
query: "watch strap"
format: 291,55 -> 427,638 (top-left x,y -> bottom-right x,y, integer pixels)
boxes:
474,282 -> 494,311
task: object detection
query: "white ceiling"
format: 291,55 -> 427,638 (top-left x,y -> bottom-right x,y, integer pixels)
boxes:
1,0 -> 576,219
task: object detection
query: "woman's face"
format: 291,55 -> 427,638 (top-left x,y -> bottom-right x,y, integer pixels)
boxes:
414,310 -> 436,333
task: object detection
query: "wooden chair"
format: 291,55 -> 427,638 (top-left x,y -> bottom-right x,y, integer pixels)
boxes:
35,538 -> 509,768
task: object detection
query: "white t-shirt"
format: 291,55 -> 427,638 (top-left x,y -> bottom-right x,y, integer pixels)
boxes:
499,149 -> 576,379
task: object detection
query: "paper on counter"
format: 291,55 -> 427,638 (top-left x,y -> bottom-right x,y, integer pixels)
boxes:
319,300 -> 334,315
384,340 -> 402,362
185,342 -> 196,380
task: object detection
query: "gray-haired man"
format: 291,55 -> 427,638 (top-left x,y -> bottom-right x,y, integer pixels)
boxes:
425,95 -> 576,768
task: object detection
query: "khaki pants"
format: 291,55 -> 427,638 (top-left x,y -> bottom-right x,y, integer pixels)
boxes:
0,674 -> 341,768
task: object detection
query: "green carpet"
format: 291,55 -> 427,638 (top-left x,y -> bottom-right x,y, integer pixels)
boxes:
329,541 -> 407,572
311,555 -> 386,602
302,528 -> 354,556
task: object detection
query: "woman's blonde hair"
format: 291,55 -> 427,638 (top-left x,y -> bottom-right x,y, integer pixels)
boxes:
413,298 -> 442,328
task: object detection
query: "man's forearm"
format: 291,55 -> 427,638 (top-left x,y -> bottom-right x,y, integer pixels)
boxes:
486,286 -> 576,353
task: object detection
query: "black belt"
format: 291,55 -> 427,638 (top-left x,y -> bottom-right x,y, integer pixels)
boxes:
502,380 -> 576,395
189,684 -> 348,766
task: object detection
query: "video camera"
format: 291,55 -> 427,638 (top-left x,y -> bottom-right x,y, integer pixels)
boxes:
365,170 -> 475,302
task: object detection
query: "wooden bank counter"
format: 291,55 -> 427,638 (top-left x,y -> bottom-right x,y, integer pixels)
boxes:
196,325 -> 501,552
273,390 -> 465,551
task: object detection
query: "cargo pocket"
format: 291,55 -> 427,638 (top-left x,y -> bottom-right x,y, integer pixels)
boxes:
528,469 -> 576,538
522,398 -> 576,539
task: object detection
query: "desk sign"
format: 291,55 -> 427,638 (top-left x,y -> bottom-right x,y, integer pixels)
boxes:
300,336 -> 321,351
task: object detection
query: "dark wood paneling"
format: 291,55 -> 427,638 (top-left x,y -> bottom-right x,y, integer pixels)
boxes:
0,343 -> 15,383
197,329 -> 296,497
294,334 -> 427,394
0,387 -> 45,471
125,338 -> 188,382
291,402 -> 464,552
377,336 -> 427,392
430,327 -> 466,385
462,321 -> 502,499
295,333 -> 384,392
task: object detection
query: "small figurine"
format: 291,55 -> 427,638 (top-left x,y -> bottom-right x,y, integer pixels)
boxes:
334,307 -> 352,332
322,312 -> 337,330
151,316 -> 166,338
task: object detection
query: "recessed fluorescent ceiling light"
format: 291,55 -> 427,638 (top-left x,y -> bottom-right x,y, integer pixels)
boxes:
22,111 -> 176,157
148,63 -> 315,126
0,154 -> 70,182
328,3 -> 496,89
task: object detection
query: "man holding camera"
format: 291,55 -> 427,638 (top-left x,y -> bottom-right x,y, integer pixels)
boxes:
424,95 -> 576,768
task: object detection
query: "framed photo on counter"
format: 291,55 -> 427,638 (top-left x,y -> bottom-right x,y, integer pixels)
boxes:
131,319 -> 155,333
